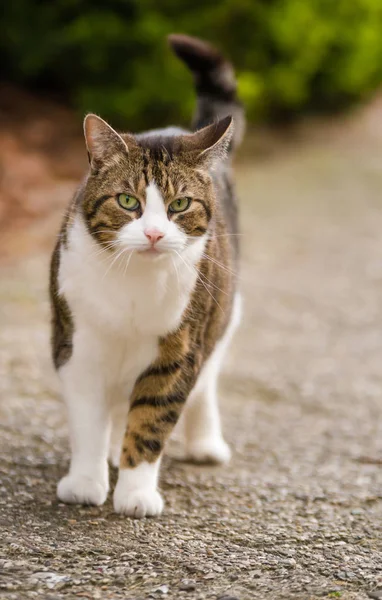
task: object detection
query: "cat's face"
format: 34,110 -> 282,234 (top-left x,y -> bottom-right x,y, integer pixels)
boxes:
81,115 -> 232,259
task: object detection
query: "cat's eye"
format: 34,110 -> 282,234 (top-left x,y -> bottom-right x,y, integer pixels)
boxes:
117,193 -> 140,211
169,197 -> 191,213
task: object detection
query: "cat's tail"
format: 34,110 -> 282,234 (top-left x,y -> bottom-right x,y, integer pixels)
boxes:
168,34 -> 245,152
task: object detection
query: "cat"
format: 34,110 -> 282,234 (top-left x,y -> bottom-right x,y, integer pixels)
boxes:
50,34 -> 245,518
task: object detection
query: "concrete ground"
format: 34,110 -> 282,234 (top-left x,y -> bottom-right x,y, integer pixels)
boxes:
0,101 -> 382,600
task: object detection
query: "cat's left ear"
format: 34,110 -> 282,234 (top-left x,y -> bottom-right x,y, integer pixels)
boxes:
180,116 -> 233,168
84,114 -> 136,169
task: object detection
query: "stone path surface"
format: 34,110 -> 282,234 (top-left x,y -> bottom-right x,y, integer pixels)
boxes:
1,105 -> 382,599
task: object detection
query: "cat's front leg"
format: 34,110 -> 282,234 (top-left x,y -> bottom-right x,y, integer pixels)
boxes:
114,459 -> 164,518
57,336 -> 111,506
113,394 -> 180,518
113,328 -> 196,518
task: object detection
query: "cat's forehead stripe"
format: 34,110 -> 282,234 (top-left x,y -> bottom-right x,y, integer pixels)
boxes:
145,182 -> 167,216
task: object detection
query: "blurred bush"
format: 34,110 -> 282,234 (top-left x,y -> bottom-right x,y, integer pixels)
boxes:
1,0 -> 382,129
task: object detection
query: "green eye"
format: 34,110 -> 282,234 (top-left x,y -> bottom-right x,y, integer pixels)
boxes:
118,194 -> 139,211
169,197 -> 191,213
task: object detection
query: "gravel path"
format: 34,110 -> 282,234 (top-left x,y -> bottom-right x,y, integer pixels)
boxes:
1,109 -> 382,599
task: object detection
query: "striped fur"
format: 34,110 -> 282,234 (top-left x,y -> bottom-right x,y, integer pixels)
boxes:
50,34 -> 245,516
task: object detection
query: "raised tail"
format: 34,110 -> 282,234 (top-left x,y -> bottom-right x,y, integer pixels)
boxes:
168,34 -> 245,152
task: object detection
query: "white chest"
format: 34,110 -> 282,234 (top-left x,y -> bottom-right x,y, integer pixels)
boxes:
57,218 -> 202,385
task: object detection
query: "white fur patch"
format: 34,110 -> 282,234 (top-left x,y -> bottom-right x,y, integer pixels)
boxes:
143,182 -> 168,228
113,460 -> 163,517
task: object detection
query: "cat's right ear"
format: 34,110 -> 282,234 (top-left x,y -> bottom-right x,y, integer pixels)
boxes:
84,114 -> 134,169
179,116 -> 234,168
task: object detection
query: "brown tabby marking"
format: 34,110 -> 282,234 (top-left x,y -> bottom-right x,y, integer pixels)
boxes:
50,33 -> 244,474
120,226 -> 235,468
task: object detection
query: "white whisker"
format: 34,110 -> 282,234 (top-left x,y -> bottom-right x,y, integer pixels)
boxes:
171,255 -> 180,292
201,252 -> 236,277
197,269 -> 229,296
102,246 -> 126,281
174,250 -> 225,314
123,250 -> 135,277
90,241 -> 119,259
208,233 -> 244,238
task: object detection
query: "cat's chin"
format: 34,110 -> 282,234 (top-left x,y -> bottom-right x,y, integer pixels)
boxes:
138,247 -> 164,256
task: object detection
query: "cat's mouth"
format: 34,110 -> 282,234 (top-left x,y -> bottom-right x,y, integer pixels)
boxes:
138,247 -> 161,255
137,246 -> 169,260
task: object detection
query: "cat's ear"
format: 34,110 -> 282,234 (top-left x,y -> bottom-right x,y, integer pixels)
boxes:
180,116 -> 233,167
84,114 -> 136,168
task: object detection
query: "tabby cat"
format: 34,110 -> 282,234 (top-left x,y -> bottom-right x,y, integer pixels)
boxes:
50,34 -> 245,517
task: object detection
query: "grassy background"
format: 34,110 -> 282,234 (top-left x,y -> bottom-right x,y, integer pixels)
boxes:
1,0 -> 382,129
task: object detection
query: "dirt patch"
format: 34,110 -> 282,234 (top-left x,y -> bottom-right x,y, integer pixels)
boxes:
0,86 -> 86,261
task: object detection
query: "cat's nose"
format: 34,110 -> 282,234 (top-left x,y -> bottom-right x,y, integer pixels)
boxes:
144,228 -> 165,245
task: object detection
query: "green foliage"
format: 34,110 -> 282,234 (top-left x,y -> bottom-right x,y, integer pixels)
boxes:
1,0 -> 382,128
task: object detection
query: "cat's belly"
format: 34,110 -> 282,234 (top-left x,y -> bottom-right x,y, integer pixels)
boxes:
100,329 -> 159,394
67,313 -> 159,397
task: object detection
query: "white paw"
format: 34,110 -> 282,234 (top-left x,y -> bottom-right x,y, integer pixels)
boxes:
186,437 -> 231,464
57,474 -> 108,506
113,486 -> 164,518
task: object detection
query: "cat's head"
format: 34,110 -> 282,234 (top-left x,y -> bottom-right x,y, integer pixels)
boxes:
81,114 -> 233,259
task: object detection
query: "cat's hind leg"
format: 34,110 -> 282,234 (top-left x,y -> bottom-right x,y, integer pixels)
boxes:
182,345 -> 231,464
184,366 -> 231,464
182,292 -> 242,464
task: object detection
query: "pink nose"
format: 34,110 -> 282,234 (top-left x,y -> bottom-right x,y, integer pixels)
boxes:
144,228 -> 164,245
